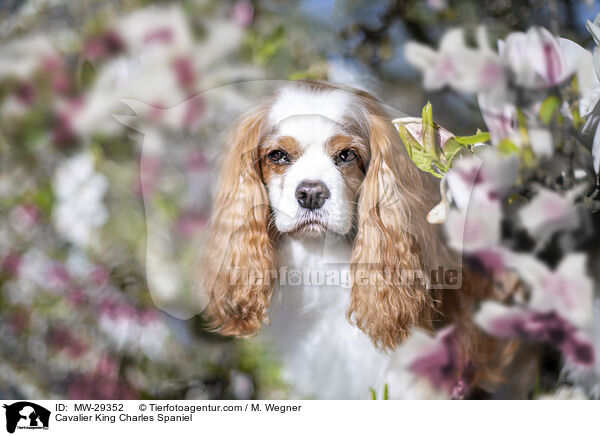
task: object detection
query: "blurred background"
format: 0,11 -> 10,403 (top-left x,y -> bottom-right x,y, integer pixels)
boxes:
1,0 -> 600,400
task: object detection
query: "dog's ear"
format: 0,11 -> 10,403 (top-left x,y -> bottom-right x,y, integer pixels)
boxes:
200,104 -> 277,336
348,110 -> 442,349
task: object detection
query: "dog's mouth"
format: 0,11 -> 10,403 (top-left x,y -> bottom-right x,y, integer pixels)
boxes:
290,215 -> 329,237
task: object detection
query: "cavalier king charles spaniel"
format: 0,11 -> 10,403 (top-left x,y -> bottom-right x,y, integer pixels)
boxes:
200,81 -> 514,399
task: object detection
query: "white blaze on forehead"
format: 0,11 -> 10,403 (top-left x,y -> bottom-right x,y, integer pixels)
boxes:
265,85 -> 356,235
268,86 -> 352,125
275,115 -> 339,151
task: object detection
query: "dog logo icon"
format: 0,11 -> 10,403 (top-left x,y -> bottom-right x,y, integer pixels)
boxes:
2,402 -> 50,433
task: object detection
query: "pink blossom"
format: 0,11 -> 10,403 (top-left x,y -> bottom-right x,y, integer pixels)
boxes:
472,250 -> 594,368
147,102 -> 168,122
84,30 -> 125,61
143,27 -> 173,45
41,54 -> 61,73
405,31 -> 463,91
186,150 -> 209,171
67,371 -> 137,400
137,156 -> 161,196
176,212 -> 209,237
477,93 -> 518,146
98,299 -> 138,321
10,204 -> 39,231
172,57 -> 196,89
48,326 -> 87,358
405,27 -> 505,93
476,302 -> 595,367
89,267 -> 109,286
183,96 -> 205,127
477,59 -> 505,89
1,253 -> 21,277
407,327 -> 474,397
46,263 -> 71,290
528,29 -> 566,86
504,253 -> 593,329
230,1 -> 254,28
138,309 -> 160,325
473,246 -> 510,273
7,310 -> 29,333
446,151 -> 518,210
518,188 -> 580,246
38,54 -> 72,95
444,191 -> 501,252
51,72 -> 71,95
67,288 -> 87,307
15,83 -> 35,105
501,27 -> 570,88
96,355 -> 118,377
52,111 -> 77,147
443,153 -> 518,253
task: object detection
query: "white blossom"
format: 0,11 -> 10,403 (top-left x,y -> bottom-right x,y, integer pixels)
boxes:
502,252 -> 593,329
444,188 -> 502,252
445,150 -> 518,210
405,27 -> 505,94
501,28 -> 570,88
518,187 -> 581,247
51,152 -> 108,247
0,35 -> 57,81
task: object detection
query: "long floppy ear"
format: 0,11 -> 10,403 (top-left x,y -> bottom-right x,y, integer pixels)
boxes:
200,104 -> 277,336
348,110 -> 443,350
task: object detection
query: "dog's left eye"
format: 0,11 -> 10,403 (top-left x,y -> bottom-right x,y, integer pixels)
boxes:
337,149 -> 357,164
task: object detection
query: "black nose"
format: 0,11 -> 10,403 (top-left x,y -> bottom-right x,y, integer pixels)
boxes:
295,180 -> 330,210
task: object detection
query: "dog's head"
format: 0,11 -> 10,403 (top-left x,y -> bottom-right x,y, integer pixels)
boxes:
258,84 -> 370,237
200,81 -> 448,349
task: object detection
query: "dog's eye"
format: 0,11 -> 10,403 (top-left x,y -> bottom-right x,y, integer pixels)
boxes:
267,149 -> 291,164
337,149 -> 357,164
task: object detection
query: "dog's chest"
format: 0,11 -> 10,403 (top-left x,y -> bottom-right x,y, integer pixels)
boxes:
264,236 -> 389,399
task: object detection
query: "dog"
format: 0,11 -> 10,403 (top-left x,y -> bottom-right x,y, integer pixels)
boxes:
200,81 -> 514,399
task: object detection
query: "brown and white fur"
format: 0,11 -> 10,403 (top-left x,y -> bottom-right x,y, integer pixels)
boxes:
200,81 -> 513,399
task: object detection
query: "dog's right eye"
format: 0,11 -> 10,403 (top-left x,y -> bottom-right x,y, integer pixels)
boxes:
267,149 -> 291,164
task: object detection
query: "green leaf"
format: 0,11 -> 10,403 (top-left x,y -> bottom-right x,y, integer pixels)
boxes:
538,95 -> 561,125
395,122 -> 442,177
289,70 -> 309,80
369,388 -> 377,400
395,123 -> 424,159
421,101 -> 436,156
383,384 -> 389,400
31,185 -> 54,216
410,148 -> 444,178
394,103 -> 480,177
395,123 -> 459,178
497,139 -> 518,155
440,138 -> 466,168
250,25 -> 286,66
521,146 -> 535,167
78,59 -> 96,89
454,131 -> 491,145
516,107 -> 529,145
153,194 -> 178,219
571,106 -> 584,130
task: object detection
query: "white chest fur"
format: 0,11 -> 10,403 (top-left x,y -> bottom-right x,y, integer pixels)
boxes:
264,235 -> 390,399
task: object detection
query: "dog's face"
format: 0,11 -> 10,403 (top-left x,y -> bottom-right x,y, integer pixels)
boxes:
259,113 -> 368,237
202,81 -> 445,349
